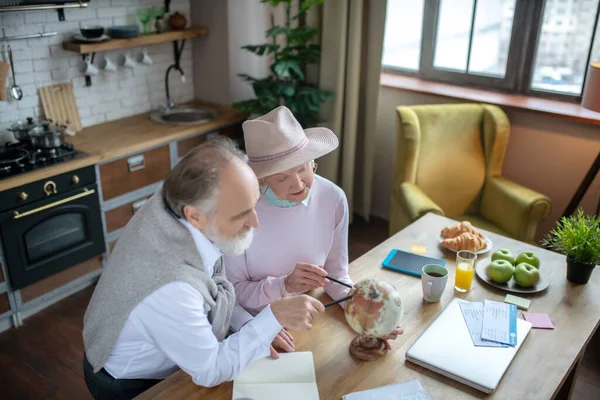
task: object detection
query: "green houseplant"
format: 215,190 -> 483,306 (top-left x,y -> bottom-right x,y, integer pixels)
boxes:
232,0 -> 332,128
541,209 -> 600,284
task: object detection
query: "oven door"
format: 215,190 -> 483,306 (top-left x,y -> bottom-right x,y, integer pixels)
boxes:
0,184 -> 105,290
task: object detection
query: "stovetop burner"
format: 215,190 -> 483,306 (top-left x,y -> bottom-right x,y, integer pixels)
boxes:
0,141 -> 86,180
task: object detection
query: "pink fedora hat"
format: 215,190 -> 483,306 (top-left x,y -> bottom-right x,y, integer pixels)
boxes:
242,106 -> 339,179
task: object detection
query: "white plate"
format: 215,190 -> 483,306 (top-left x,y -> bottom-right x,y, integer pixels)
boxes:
72,34 -> 111,43
438,234 -> 493,255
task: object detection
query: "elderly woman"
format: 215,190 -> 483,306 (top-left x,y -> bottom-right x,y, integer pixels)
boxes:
225,106 -> 402,356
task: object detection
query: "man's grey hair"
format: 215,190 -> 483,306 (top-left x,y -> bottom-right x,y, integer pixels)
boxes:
162,136 -> 248,218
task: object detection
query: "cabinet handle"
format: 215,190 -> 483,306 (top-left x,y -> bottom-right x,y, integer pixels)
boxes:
13,189 -> 95,220
127,155 -> 146,172
132,198 -> 148,214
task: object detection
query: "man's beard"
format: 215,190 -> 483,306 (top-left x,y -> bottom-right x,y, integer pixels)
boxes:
205,219 -> 254,255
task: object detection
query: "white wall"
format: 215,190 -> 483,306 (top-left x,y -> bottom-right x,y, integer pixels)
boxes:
191,0 -> 269,105
373,87 -> 600,241
0,0 -> 194,129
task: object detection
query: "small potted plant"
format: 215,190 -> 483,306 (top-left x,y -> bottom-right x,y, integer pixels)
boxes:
542,209 -> 600,284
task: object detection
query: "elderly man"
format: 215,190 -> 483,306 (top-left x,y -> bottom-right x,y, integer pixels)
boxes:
82,137 -> 324,400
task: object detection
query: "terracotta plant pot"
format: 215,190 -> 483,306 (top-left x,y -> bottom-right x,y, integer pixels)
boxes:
168,12 -> 187,31
566,257 -> 596,284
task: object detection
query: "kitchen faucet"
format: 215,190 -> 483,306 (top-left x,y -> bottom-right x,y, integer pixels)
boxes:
164,64 -> 185,110
163,40 -> 187,110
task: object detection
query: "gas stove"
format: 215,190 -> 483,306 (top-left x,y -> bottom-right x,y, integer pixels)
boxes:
0,141 -> 86,180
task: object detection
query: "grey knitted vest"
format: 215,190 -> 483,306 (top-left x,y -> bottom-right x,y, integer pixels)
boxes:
83,186 -> 235,373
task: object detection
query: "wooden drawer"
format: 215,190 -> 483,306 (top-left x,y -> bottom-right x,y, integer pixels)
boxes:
105,197 -> 149,233
177,135 -> 206,158
99,146 -> 170,201
0,293 -> 10,314
20,256 -> 102,303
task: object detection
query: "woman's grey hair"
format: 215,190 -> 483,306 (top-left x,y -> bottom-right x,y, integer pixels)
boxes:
162,136 -> 248,218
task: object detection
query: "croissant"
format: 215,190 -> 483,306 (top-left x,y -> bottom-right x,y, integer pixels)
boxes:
441,232 -> 486,252
441,221 -> 485,240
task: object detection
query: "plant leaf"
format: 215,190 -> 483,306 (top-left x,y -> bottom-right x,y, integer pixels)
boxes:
242,44 -> 280,56
266,26 -> 292,37
238,74 -> 257,82
261,0 -> 291,6
301,0 -> 325,11
273,59 -> 305,80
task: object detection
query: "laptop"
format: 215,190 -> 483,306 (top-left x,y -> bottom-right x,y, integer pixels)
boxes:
406,298 -> 532,394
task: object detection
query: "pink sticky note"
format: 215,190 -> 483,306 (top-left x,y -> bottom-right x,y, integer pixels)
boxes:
523,312 -> 554,329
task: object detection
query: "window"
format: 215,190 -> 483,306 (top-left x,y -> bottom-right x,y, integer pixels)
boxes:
383,0 -> 600,100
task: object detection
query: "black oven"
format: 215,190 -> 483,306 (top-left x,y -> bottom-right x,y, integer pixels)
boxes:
0,166 -> 105,289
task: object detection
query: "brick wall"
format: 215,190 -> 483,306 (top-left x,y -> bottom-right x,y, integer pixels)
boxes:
0,0 -> 194,130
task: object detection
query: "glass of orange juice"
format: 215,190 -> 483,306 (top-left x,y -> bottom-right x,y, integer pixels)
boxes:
455,250 -> 477,292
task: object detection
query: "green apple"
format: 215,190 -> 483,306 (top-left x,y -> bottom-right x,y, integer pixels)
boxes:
487,260 -> 515,283
516,252 -> 540,269
492,249 -> 515,265
514,263 -> 540,287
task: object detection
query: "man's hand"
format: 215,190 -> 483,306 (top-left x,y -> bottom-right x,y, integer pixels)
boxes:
379,326 -> 404,350
270,295 -> 325,331
285,263 -> 329,293
269,329 -> 295,359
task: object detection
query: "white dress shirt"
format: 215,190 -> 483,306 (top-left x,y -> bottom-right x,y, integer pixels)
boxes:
103,219 -> 282,387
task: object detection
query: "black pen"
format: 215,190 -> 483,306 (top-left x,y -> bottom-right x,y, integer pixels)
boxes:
327,276 -> 353,289
324,295 -> 353,308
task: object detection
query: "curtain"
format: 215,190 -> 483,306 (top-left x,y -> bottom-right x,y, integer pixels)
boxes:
317,0 -> 388,222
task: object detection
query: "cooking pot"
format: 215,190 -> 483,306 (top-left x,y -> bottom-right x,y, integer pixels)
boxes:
29,122 -> 67,149
9,117 -> 39,142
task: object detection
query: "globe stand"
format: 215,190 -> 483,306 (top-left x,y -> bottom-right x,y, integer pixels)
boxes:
349,335 -> 387,361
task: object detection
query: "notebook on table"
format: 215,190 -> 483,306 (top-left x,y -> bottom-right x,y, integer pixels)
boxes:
232,352 -> 319,400
405,298 -> 532,394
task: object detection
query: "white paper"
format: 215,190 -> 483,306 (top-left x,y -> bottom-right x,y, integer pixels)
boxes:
481,300 -> 517,346
342,379 -> 430,400
458,301 -> 505,347
232,352 -> 319,400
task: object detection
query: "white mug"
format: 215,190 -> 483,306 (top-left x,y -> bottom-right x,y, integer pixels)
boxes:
78,60 -> 98,76
117,53 -> 136,69
421,264 -> 448,303
98,57 -> 116,72
135,50 -> 153,65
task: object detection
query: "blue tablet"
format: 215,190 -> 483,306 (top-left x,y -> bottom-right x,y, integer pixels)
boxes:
382,249 -> 446,277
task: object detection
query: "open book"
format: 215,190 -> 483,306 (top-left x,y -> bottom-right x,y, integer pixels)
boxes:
232,352 -> 319,400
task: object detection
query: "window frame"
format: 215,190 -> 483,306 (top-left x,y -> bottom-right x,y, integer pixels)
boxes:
383,0 -> 600,103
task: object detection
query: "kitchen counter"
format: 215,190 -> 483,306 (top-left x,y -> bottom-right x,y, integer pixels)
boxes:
0,101 -> 247,192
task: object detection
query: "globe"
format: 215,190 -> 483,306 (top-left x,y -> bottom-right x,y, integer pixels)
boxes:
343,278 -> 404,360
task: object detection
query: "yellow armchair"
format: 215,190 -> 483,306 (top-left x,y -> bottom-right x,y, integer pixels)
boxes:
389,104 -> 551,243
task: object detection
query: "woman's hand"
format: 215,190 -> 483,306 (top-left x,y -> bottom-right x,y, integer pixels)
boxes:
379,326 -> 404,351
284,263 -> 329,293
269,329 -> 295,359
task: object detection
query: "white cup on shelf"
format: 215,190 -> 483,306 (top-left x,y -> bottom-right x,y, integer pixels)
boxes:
98,57 -> 116,72
135,50 -> 153,65
78,60 -> 98,76
117,53 -> 136,69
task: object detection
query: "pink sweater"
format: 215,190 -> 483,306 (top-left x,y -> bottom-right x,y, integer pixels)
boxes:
224,175 -> 352,315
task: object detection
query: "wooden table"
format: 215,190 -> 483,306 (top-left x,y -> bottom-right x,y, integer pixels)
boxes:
137,213 -> 600,399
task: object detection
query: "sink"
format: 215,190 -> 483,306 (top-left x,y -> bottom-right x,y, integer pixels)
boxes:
150,106 -> 218,126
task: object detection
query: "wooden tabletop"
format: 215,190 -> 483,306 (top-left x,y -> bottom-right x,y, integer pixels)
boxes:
0,101 -> 247,192
137,213 -> 600,400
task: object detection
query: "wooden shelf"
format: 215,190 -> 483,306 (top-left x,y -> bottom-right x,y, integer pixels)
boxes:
62,28 -> 208,54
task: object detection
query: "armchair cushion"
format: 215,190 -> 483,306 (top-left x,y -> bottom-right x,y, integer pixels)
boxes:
390,182 -> 444,236
408,105 -> 487,216
394,182 -> 444,221
480,176 -> 552,243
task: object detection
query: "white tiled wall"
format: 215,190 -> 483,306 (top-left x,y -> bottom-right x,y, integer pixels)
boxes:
0,0 -> 194,129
